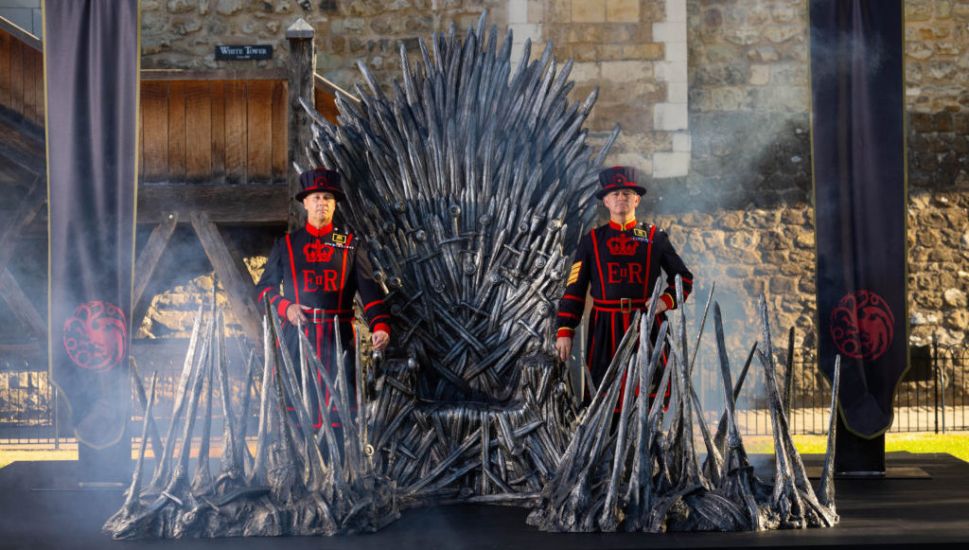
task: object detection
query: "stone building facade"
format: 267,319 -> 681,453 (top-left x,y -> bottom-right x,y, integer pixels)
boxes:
132,0 -> 967,354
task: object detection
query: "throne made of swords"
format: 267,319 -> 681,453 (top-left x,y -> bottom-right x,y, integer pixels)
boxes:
303,12 -> 619,504
102,12 -> 844,539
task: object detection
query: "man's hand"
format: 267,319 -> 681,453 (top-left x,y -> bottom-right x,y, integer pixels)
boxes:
372,330 -> 390,351
286,303 -> 307,325
648,297 -> 670,315
555,336 -> 573,363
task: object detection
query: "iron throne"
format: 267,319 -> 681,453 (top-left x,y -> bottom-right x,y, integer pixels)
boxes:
302,12 -> 619,502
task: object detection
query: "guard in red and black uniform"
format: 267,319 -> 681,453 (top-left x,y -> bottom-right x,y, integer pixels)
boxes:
255,168 -> 390,429
554,166 -> 693,395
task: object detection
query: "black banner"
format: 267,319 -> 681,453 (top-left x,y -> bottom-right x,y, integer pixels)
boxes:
810,0 -> 907,438
45,0 -> 140,448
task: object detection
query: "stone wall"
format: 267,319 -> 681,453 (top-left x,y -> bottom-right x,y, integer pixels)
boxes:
673,0 -> 810,210
132,0 -> 967,354
905,0 -> 969,116
903,0 -> 969,347
666,0 -> 968,352
141,0 -> 689,175
647,189 -> 969,352
531,0 -> 691,176
141,0 -> 508,75
649,203 -> 816,356
637,0 -> 816,355
908,190 -> 969,346
136,253 -> 265,339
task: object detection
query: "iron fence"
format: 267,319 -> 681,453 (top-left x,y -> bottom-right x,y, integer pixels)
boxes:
733,342 -> 969,436
0,360 -> 56,443
2,341 -> 967,446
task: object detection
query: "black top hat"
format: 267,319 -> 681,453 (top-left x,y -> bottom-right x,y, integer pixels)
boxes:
295,168 -> 345,201
595,166 -> 646,199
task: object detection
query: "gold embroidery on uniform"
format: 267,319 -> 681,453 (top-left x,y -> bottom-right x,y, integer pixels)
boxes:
332,233 -> 347,244
567,261 -> 582,285
633,227 -> 647,238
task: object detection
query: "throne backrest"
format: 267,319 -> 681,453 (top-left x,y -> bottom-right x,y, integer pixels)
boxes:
307,13 -> 618,402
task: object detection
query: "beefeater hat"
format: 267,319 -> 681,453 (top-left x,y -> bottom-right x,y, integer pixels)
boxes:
295,168 -> 345,201
595,166 -> 646,199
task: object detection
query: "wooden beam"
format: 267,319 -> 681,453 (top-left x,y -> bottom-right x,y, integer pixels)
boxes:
167,81 -> 187,182
0,133 -> 44,176
141,68 -> 287,81
136,182 -> 288,224
131,213 -> 178,329
0,267 -> 45,337
313,73 -> 359,104
247,80 -> 274,181
190,211 -> 261,344
140,81 -> 170,180
271,80 -> 287,181
0,336 -> 254,366
0,107 -> 45,176
19,183 -> 288,234
7,37 -> 23,117
223,80 -> 247,184
0,341 -> 42,355
209,81 -> 227,184
0,175 -> 45,340
287,19 -> 315,233
0,16 -> 42,52
0,175 -> 44,272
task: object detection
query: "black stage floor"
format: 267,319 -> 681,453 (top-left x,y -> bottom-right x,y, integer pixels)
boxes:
1,452 -> 968,550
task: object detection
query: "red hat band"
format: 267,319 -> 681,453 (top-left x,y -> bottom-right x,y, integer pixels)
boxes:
596,166 -> 646,199
296,168 -> 344,201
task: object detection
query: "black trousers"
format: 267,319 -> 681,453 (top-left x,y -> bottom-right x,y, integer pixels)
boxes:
584,310 -> 670,414
281,319 -> 357,430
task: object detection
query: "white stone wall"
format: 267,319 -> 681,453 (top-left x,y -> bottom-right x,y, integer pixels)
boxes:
650,0 -> 689,177
512,0 -> 691,178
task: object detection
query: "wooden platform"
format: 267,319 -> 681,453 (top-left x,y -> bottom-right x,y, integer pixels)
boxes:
1,452 -> 967,549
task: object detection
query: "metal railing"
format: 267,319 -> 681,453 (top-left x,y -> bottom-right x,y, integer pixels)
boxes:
730,342 -> 968,436
0,363 -> 57,444
2,341 -> 967,445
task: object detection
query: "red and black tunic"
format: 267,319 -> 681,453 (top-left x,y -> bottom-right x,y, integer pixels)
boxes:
255,221 -> 390,426
555,219 -> 693,388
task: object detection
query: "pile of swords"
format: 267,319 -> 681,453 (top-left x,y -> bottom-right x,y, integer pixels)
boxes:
367,353 -> 577,507
103,8 -> 845,537
103,301 -> 397,539
528,278 -> 841,532
303,11 -> 619,400
102,280 -> 842,539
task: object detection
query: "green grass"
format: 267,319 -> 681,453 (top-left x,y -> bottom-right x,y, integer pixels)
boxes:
0,446 -> 78,469
744,432 -> 969,462
2,433 -> 967,470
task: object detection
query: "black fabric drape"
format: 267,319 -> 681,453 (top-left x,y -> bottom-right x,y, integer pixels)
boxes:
45,0 -> 139,448
810,0 -> 907,438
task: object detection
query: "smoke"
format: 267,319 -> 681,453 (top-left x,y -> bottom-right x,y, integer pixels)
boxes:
133,224 -> 278,340
576,0 -> 833,421
808,11 -> 891,88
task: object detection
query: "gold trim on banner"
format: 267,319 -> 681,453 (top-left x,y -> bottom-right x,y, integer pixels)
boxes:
120,0 -> 142,452
129,0 -> 142,347
41,0 -> 56,442
896,0 -> 912,437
